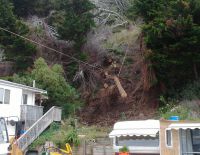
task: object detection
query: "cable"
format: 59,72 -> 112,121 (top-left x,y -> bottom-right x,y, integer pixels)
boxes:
118,46 -> 128,77
0,27 -> 103,71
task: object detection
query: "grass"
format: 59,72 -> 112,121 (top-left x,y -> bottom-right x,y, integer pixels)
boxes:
158,96 -> 200,121
105,26 -> 141,50
29,119 -> 111,150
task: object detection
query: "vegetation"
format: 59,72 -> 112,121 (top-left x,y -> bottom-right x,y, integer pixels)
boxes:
0,0 -> 200,145
30,118 -> 110,149
0,0 -> 36,71
12,0 -> 60,17
128,0 -> 200,91
12,58 -> 81,116
119,146 -> 129,153
57,0 -> 95,50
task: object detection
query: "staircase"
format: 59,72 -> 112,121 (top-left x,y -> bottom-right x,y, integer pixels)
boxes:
15,106 -> 62,151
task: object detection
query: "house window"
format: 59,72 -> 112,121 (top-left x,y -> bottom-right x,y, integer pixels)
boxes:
22,94 -> 28,105
0,88 -> 10,104
4,89 -> 10,104
0,88 -> 4,104
166,129 -> 172,147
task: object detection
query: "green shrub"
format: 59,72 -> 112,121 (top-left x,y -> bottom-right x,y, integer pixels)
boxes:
119,146 -> 129,153
65,129 -> 80,147
180,80 -> 200,100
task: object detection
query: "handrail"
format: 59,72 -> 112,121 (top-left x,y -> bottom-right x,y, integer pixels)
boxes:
15,106 -> 62,151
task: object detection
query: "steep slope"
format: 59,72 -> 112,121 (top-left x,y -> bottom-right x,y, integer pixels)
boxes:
78,26 -> 160,125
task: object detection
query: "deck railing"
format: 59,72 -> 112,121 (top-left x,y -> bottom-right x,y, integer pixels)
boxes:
20,105 -> 44,129
15,106 -> 62,151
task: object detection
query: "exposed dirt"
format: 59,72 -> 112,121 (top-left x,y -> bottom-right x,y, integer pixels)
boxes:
78,35 -> 160,126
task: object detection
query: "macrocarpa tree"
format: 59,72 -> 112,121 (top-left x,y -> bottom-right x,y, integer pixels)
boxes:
57,0 -> 95,51
0,0 -> 36,71
129,0 -> 200,90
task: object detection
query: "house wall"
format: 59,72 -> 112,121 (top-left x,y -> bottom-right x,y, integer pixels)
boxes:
160,121 -> 180,155
0,84 -> 22,119
0,84 -> 37,137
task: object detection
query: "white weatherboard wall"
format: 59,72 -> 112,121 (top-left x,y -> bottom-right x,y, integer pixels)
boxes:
0,84 -> 36,137
0,84 -> 22,119
0,84 -> 22,137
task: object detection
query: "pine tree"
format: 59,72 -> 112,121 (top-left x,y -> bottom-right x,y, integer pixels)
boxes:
131,0 -> 200,89
57,0 -> 95,51
0,0 -> 36,70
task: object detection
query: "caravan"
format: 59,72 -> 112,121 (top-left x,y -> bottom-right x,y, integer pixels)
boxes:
109,120 -> 200,155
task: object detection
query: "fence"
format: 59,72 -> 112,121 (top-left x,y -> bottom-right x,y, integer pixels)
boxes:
73,138 -> 114,155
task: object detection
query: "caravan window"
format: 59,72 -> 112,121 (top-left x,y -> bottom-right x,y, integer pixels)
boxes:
166,130 -> 172,147
191,129 -> 200,152
116,136 -> 159,147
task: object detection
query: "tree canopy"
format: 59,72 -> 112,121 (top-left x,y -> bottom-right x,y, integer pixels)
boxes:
57,0 -> 95,50
12,58 -> 81,116
129,0 -> 200,90
0,0 -> 36,71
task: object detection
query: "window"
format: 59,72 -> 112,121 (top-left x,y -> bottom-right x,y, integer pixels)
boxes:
22,94 -> 28,105
0,88 -> 10,104
166,130 -> 172,147
191,129 -> 200,152
4,89 -> 10,104
0,88 -> 3,104
116,136 -> 159,147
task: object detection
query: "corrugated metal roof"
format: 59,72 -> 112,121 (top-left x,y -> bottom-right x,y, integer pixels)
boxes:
0,79 -> 47,94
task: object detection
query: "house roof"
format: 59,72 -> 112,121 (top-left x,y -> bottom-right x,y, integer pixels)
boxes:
109,120 -> 160,138
0,79 -> 47,94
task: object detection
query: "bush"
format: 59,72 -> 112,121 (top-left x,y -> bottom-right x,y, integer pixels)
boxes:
160,105 -> 189,120
65,129 -> 80,147
128,0 -> 200,91
12,58 -> 82,117
180,80 -> 200,100
119,146 -> 129,153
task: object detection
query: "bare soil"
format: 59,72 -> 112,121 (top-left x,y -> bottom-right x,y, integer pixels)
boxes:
79,37 -> 160,126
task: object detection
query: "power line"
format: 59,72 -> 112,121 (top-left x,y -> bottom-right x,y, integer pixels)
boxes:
0,27 -> 103,71
118,46 -> 128,77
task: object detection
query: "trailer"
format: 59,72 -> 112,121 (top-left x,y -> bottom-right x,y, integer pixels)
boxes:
109,119 -> 200,155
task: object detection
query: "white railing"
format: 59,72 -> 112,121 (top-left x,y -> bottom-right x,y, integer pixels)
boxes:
20,105 -> 44,129
15,106 -> 62,151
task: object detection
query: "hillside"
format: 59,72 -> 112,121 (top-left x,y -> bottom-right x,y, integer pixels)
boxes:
0,0 -> 200,126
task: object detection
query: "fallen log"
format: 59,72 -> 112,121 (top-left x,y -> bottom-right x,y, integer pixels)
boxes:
113,76 -> 127,98
105,72 -> 127,98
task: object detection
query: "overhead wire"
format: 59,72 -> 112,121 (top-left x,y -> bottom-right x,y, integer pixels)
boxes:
0,26 -> 103,71
118,46 -> 129,77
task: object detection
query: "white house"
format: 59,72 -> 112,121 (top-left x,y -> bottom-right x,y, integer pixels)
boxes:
0,79 -> 47,138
